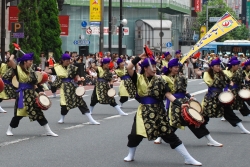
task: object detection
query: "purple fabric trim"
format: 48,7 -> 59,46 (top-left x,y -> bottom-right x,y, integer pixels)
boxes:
166,92 -> 185,109
17,83 -> 33,108
97,78 -> 108,82
140,96 -> 159,104
121,75 -> 130,80
61,78 -> 72,82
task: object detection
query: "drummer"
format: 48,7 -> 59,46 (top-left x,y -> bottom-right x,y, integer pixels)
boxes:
124,52 -> 202,166
45,53 -> 100,125
89,58 -> 128,115
193,57 -> 250,134
6,53 -> 58,137
0,54 -> 16,113
114,58 -> 136,107
160,51 -> 172,69
154,58 -> 223,147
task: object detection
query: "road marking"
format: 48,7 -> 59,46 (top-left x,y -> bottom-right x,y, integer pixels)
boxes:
0,138 -> 30,147
128,99 -> 135,102
190,89 -> 207,96
188,79 -> 200,82
199,82 -> 205,84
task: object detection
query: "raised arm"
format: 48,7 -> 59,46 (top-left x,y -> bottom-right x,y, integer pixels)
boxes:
9,54 -> 17,69
127,53 -> 146,77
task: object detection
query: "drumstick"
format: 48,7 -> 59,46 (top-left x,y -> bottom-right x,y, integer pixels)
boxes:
144,47 -> 153,71
12,43 -> 26,54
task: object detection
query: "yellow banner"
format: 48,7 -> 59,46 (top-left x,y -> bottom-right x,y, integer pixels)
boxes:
89,0 -> 101,22
180,12 -> 240,64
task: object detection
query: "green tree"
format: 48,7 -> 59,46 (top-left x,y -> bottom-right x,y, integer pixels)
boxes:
17,0 -> 41,63
38,0 -> 62,62
195,0 -> 249,42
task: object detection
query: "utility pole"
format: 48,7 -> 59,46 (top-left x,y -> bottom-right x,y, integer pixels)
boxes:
1,0 -> 6,62
160,0 -> 162,56
118,0 -> 123,56
108,0 -> 112,53
99,0 -> 104,52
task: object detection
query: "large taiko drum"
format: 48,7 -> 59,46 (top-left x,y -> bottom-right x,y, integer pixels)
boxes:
36,94 -> 51,110
40,72 -> 49,84
238,89 -> 250,101
107,88 -> 116,97
75,86 -> 85,96
0,78 -> 5,93
189,100 -> 202,113
182,107 -> 204,128
218,91 -> 234,105
12,76 -> 19,88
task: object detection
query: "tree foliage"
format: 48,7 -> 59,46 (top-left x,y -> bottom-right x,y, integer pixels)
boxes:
195,0 -> 249,42
38,0 -> 62,62
17,0 -> 42,63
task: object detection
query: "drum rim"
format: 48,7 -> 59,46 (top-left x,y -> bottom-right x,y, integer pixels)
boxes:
187,108 -> 204,123
37,94 -> 51,110
189,100 -> 202,113
182,107 -> 204,126
238,89 -> 250,99
75,87 -> 85,96
107,88 -> 116,97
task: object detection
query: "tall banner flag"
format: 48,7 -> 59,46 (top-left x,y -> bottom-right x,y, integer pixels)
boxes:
90,0 -> 101,22
59,15 -> 69,36
180,12 -> 240,64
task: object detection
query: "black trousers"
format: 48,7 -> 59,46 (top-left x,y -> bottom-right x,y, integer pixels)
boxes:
90,88 -> 117,107
120,96 -> 128,103
61,105 -> 89,115
224,106 -> 242,127
51,86 -> 57,93
127,115 -> 182,149
10,108 -> 48,128
240,101 -> 250,116
172,116 -> 210,139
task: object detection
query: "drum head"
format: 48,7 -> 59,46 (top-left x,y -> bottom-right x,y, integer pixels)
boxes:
75,87 -> 85,96
36,71 -> 43,83
219,92 -> 233,103
39,95 -> 51,106
189,100 -> 202,113
188,108 -> 203,121
238,89 -> 250,99
12,76 -> 19,88
108,88 -> 116,97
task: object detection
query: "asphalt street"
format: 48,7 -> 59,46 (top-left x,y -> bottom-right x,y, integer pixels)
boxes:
0,79 -> 249,167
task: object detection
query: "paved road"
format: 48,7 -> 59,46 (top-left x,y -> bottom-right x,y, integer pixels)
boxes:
0,79 -> 249,167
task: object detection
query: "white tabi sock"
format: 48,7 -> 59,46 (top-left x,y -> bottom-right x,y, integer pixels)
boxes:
58,115 -> 65,124
120,103 -> 123,108
89,106 -> 94,114
53,93 -> 56,98
175,143 -> 202,166
154,137 -> 162,144
124,147 -> 136,162
205,134 -> 223,147
114,105 -> 128,116
6,125 -> 13,136
43,124 -> 58,137
236,122 -> 250,134
85,113 -> 100,125
0,106 -> 7,113
221,117 -> 226,121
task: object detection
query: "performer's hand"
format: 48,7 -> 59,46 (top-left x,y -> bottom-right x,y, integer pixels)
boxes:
181,103 -> 189,109
189,96 -> 195,101
80,77 -> 85,81
227,89 -> 231,92
39,92 -> 45,95
139,52 -> 147,60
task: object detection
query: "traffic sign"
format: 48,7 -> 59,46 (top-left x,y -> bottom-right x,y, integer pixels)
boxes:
209,17 -> 221,22
73,39 -> 90,45
166,42 -> 172,48
11,22 -> 24,38
81,21 -> 87,28
90,22 -> 100,26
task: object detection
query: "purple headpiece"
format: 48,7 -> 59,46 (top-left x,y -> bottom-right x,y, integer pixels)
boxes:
244,59 -> 250,67
209,58 -> 221,67
175,50 -> 181,54
163,51 -> 170,58
17,53 -> 34,62
139,58 -> 156,74
101,58 -> 111,64
162,66 -> 168,74
228,56 -> 240,67
117,58 -> 123,66
168,58 -> 179,68
61,54 -> 70,60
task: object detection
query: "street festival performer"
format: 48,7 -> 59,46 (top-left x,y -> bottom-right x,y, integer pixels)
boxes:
6,44 -> 58,137
0,54 -> 17,113
89,58 -> 128,115
45,53 -> 100,125
114,58 -> 136,107
124,46 -> 202,166
153,58 -> 223,147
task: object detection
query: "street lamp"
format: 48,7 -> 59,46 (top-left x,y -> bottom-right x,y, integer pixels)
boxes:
118,0 -> 127,56
206,5 -> 224,32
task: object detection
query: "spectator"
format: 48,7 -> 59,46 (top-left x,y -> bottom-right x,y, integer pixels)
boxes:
187,58 -> 195,79
40,52 -> 46,71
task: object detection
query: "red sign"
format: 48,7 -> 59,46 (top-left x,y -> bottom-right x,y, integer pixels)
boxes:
194,0 -> 201,12
59,15 -> 69,36
9,6 -> 20,31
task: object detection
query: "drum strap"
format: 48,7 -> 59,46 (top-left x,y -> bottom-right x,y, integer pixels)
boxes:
2,79 -> 11,85
16,83 -> 33,109
121,75 -> 130,80
62,78 -> 72,83
166,92 -> 186,109
140,96 -> 159,104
